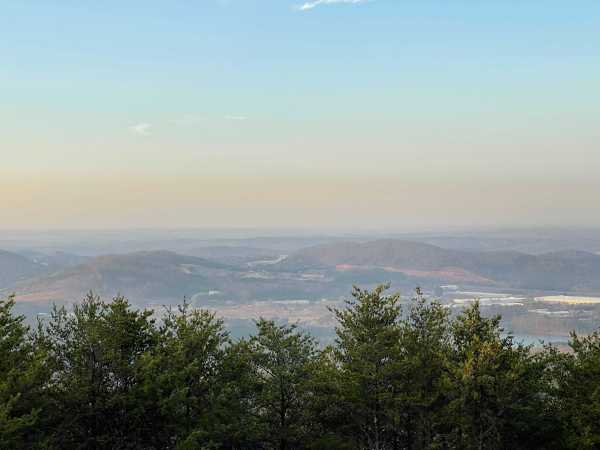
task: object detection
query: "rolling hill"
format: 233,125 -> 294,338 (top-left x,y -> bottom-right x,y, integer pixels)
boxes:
277,240 -> 600,292
7,240 -> 600,307
6,250 -> 337,305
0,250 -> 49,288
7,251 -> 236,304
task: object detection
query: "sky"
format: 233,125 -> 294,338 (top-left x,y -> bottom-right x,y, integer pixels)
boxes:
1,0 -> 599,230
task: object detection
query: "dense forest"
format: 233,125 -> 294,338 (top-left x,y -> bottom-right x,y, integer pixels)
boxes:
1,285 -> 599,450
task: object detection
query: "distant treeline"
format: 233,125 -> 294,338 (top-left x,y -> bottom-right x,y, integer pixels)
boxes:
1,285 -> 599,450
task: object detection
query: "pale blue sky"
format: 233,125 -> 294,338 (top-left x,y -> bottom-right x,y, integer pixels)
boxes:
1,1 -> 599,229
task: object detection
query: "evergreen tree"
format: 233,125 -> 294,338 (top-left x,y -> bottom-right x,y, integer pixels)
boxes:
448,301 -> 555,450
0,295 -> 46,450
305,345 -> 356,450
40,293 -> 156,450
331,285 -> 402,450
248,319 -> 319,450
139,302 -> 229,450
211,339 -> 263,449
395,288 -> 453,450
1,283 -> 599,449
556,330 -> 600,449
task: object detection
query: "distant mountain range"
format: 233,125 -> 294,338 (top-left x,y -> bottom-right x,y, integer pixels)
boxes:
4,250 -> 338,305
5,251 -> 234,304
276,240 -> 600,292
0,250 -> 49,287
4,239 -> 600,306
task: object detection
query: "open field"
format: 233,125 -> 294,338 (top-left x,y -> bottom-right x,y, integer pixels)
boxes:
536,295 -> 600,305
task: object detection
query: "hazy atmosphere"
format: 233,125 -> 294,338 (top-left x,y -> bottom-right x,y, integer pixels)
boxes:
3,0 -> 599,229
4,2 -> 600,450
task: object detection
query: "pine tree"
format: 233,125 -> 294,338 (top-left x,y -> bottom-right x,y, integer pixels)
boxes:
556,330 -> 600,449
248,319 -> 319,450
448,301 -> 553,450
0,295 -> 45,450
395,288 -> 453,450
331,284 -> 402,450
40,293 -> 156,450
139,301 -> 229,449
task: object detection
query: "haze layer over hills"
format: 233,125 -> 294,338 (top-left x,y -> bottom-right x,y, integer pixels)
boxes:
0,250 -> 47,287
5,235 -> 600,306
281,240 -> 600,291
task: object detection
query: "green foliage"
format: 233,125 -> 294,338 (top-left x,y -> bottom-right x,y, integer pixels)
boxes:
38,292 -> 156,450
139,301 -> 229,449
394,288 -> 453,450
555,330 -> 600,449
330,284 -> 403,449
0,294 -> 42,450
0,285 -> 599,449
448,302 -> 559,450
247,319 -> 319,450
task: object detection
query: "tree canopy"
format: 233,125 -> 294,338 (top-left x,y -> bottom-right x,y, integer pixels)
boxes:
0,285 -> 598,449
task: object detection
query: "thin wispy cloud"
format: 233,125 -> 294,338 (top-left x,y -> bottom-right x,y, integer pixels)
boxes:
224,115 -> 248,121
296,0 -> 370,12
129,123 -> 151,136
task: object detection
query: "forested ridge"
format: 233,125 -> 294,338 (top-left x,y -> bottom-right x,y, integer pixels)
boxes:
1,285 -> 599,450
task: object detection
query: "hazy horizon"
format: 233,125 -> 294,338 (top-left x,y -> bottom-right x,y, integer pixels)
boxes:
3,1 -> 599,229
